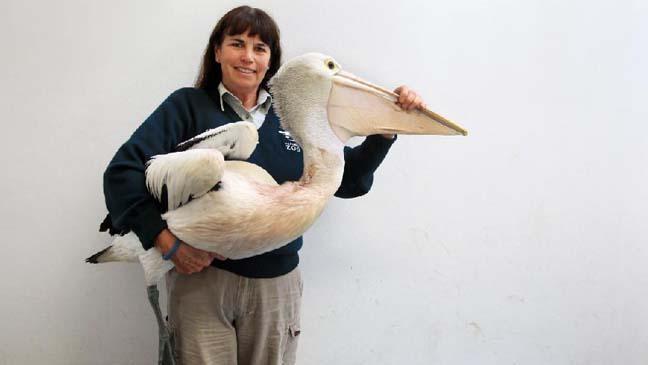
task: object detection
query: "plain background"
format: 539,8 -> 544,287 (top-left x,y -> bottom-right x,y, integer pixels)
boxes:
1,0 -> 646,364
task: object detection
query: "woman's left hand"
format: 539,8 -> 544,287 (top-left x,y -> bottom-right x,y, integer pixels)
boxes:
394,85 -> 427,111
381,85 -> 427,139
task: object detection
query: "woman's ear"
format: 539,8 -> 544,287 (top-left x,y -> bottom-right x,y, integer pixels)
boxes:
215,46 -> 221,63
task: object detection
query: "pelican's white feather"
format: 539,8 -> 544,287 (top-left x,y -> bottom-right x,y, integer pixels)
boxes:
92,232 -> 143,263
177,121 -> 258,160
146,149 -> 225,211
139,247 -> 174,285
90,231 -> 173,285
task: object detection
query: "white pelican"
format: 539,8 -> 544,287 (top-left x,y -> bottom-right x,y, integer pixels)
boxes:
87,53 -> 467,285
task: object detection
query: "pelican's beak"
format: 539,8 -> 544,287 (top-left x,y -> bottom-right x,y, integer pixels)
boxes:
328,70 -> 467,143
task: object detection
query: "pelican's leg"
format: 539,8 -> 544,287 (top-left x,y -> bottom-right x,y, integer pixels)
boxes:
146,149 -> 225,211
146,285 -> 176,365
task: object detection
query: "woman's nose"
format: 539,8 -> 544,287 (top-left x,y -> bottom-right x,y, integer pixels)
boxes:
241,47 -> 254,63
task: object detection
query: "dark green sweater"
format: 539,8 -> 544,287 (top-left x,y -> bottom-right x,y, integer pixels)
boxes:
103,87 -> 396,278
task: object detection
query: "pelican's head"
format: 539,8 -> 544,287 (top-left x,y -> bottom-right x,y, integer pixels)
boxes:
269,53 -> 466,148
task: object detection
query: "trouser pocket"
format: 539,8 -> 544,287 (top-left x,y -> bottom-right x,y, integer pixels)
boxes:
282,323 -> 301,365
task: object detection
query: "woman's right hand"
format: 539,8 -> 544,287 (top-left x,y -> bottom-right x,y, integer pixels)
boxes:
155,228 -> 226,275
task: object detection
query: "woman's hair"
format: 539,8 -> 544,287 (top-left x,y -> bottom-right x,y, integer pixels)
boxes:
195,6 -> 282,91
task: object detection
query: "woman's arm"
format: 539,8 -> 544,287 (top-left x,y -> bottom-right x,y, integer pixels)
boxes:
103,88 -> 223,273
334,135 -> 397,198
103,89 -> 193,249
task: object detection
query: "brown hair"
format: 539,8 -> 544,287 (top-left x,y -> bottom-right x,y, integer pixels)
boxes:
195,6 -> 282,91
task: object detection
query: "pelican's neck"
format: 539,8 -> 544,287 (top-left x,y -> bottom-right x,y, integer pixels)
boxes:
283,106 -> 346,196
298,142 -> 345,196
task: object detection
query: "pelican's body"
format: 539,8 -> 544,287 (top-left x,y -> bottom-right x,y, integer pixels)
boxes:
164,149 -> 342,259
88,53 -> 467,284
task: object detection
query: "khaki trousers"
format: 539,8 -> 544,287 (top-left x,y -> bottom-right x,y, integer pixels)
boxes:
166,266 -> 303,365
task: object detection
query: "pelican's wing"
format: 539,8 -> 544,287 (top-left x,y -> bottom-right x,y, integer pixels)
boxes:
176,121 -> 259,160
145,122 -> 259,211
146,149 -> 225,210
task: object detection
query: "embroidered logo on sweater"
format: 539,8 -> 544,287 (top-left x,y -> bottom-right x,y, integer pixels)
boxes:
278,130 -> 301,152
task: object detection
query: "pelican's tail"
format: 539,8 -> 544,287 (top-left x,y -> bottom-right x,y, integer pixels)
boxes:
85,232 -> 143,263
85,246 -> 113,263
86,232 -> 174,285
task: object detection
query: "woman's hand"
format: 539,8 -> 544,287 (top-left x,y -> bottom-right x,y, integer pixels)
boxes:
171,243 -> 224,275
155,228 -> 226,275
394,85 -> 427,111
381,85 -> 428,139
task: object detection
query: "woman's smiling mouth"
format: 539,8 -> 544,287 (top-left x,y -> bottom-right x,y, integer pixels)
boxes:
235,67 -> 256,74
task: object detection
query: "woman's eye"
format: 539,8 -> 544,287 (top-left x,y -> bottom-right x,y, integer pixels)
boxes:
255,46 -> 267,52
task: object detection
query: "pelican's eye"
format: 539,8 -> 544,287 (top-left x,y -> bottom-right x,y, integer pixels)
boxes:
326,60 -> 336,70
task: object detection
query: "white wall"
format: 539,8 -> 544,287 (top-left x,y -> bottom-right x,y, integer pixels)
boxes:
1,0 -> 646,364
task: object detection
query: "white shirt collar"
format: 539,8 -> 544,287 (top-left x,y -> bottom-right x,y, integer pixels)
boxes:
217,82 -> 272,113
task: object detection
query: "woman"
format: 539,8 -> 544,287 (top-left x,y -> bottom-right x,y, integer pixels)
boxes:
103,6 -> 426,365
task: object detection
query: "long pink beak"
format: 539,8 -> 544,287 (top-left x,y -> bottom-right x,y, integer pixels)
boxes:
327,70 -> 467,143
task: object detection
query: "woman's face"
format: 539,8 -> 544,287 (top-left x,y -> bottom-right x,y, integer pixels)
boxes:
216,31 -> 271,95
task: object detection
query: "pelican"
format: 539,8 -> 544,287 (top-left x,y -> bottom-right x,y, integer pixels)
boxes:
87,53 -> 467,285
